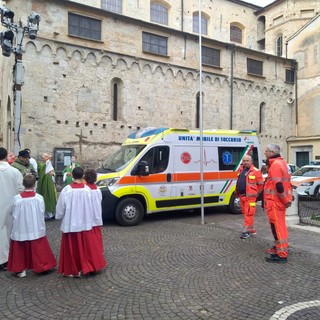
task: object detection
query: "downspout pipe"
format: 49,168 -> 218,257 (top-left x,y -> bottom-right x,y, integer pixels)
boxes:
294,61 -> 298,135
230,45 -> 236,130
182,0 -> 186,60
181,0 -> 184,32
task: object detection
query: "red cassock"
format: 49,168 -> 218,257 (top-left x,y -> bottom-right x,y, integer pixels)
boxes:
58,226 -> 106,276
56,183 -> 106,277
8,237 -> 56,273
7,191 -> 56,273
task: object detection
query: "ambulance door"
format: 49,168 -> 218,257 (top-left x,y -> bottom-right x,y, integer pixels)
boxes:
137,145 -> 172,208
171,145 -> 203,200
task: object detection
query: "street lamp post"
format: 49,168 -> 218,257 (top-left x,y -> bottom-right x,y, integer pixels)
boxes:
198,0 -> 205,225
0,6 -> 40,154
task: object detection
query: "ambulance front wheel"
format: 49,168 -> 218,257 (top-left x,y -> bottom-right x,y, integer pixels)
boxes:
228,192 -> 242,214
115,198 -> 144,226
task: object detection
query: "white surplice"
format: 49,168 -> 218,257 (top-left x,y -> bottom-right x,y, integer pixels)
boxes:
29,157 -> 38,172
10,193 -> 46,241
55,184 -> 96,233
45,159 -> 54,174
0,161 -> 23,264
45,159 -> 55,184
89,187 -> 103,227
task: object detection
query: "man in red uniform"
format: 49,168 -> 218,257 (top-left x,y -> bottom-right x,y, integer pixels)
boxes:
236,155 -> 264,239
264,144 -> 292,263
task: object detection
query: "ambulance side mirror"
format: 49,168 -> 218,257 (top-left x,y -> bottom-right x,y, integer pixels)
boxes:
137,160 -> 150,176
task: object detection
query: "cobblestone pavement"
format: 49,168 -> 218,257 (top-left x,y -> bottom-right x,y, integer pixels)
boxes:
1,207 -> 320,320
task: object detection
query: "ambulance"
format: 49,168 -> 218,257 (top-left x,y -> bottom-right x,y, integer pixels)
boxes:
96,127 -> 262,226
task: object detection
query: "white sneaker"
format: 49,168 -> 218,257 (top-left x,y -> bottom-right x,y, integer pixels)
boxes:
14,270 -> 26,278
63,271 -> 82,278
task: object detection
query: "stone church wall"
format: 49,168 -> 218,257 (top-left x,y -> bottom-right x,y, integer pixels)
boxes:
1,0 -> 296,167
19,39 -> 294,168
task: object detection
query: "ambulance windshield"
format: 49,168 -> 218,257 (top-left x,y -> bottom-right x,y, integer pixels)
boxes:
98,145 -> 146,173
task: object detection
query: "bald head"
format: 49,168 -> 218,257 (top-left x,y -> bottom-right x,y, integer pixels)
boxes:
41,152 -> 52,162
242,155 -> 253,169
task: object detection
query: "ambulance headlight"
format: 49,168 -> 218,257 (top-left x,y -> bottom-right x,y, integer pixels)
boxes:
96,177 -> 119,187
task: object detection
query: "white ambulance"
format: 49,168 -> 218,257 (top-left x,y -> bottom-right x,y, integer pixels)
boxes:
96,127 -> 262,226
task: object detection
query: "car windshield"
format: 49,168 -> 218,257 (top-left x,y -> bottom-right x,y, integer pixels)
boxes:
98,145 -> 146,172
292,167 -> 320,177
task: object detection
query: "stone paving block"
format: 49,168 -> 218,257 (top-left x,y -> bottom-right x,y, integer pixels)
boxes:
1,208 -> 320,319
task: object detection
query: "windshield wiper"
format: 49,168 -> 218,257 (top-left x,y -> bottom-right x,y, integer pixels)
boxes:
96,166 -> 115,173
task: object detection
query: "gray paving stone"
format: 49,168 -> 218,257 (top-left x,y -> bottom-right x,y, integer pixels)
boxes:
1,207 -> 320,319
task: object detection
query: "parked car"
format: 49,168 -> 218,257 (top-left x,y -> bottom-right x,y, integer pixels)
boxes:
291,165 -> 320,196
288,164 -> 299,175
261,162 -> 297,179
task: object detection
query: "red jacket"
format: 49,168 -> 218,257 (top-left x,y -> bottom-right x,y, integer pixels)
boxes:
264,157 -> 292,205
236,164 -> 264,198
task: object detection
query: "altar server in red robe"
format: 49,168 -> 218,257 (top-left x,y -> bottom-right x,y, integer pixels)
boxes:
83,169 -> 105,263
7,174 -> 56,277
55,166 -> 106,277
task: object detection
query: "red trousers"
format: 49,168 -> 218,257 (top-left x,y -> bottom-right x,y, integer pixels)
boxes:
240,196 -> 257,231
265,200 -> 288,258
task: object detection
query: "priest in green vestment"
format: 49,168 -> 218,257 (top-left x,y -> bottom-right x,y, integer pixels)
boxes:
37,152 -> 57,220
62,155 -> 80,186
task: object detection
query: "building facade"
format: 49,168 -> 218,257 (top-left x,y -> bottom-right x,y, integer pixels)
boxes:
1,0 -> 316,169
256,0 -> 320,165
286,14 -> 320,166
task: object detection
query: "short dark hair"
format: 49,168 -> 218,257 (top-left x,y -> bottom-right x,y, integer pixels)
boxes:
84,169 -> 97,184
72,166 -> 84,180
0,147 -> 8,161
18,149 -> 30,158
23,174 -> 36,188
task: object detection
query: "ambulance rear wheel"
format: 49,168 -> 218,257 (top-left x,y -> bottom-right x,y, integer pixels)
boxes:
229,192 -> 242,214
115,198 -> 144,226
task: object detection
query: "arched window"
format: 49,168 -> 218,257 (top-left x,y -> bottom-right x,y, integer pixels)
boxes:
151,3 -> 168,25
276,35 -> 283,56
196,92 -> 204,128
111,78 -> 123,121
193,13 -> 208,35
259,102 -> 266,133
230,24 -> 243,44
196,94 -> 200,128
113,83 -> 118,121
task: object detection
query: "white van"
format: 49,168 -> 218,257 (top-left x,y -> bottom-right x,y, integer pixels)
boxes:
96,127 -> 262,226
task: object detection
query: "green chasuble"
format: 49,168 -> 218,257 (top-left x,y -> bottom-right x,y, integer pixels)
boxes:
62,162 -> 80,186
37,162 -> 57,213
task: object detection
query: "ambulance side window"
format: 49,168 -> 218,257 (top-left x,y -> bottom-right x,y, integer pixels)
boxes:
136,146 -> 169,174
251,147 -> 259,168
218,147 -> 259,170
131,148 -> 151,176
153,146 -> 169,173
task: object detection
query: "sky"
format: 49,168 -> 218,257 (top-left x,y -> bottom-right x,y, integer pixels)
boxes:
244,0 -> 275,6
